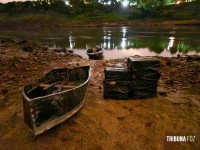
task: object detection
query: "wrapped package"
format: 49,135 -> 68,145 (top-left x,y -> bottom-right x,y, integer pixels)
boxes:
127,57 -> 160,99
127,57 -> 160,72
104,80 -> 132,99
104,67 -> 131,81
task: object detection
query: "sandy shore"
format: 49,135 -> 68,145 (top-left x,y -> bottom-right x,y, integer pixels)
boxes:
0,37 -> 199,149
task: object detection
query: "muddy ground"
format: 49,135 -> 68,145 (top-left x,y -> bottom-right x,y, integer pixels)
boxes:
0,37 -> 199,150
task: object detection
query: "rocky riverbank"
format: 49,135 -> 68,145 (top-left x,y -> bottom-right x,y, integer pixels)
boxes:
0,37 -> 199,149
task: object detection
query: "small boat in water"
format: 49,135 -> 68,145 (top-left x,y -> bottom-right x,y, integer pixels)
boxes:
86,46 -> 104,59
22,66 -> 90,135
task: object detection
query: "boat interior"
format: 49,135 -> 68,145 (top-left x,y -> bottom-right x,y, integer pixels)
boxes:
24,66 -> 90,99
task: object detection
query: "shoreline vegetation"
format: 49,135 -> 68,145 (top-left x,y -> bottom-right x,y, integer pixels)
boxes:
0,1 -> 199,27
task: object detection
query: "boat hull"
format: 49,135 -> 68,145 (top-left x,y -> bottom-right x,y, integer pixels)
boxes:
22,66 -> 90,135
86,50 -> 104,60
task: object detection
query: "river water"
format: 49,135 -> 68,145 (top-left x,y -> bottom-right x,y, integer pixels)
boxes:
0,26 -> 199,59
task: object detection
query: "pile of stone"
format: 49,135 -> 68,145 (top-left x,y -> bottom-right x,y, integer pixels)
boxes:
127,57 -> 160,99
103,67 -> 132,99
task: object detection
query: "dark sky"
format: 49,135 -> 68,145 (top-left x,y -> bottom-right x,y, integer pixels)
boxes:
0,0 -> 35,3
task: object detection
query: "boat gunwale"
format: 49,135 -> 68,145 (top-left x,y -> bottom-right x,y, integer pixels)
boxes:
86,49 -> 104,56
22,66 -> 90,102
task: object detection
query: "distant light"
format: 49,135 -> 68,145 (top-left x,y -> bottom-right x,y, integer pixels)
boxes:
65,1 -> 69,5
104,1 -> 111,5
176,1 -> 181,4
130,2 -> 137,6
122,0 -> 129,7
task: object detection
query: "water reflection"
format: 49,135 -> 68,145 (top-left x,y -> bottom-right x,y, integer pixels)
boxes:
102,29 -> 114,49
69,31 -> 75,49
120,27 -> 129,49
45,27 -> 200,58
57,27 -> 200,58
42,39 -> 61,49
121,38 -> 127,49
0,26 -> 199,59
167,37 -> 175,51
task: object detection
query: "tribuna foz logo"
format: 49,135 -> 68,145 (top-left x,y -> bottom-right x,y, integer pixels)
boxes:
166,136 -> 196,142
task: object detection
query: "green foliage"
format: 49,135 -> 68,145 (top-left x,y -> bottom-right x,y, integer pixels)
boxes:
148,1 -> 200,19
139,0 -> 166,10
127,7 -> 143,19
69,0 -> 85,7
0,0 -> 199,21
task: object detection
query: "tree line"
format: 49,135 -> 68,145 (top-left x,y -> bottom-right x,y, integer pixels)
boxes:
0,0 -> 198,19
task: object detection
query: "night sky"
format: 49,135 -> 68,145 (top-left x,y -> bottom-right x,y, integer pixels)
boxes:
0,0 -> 35,3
